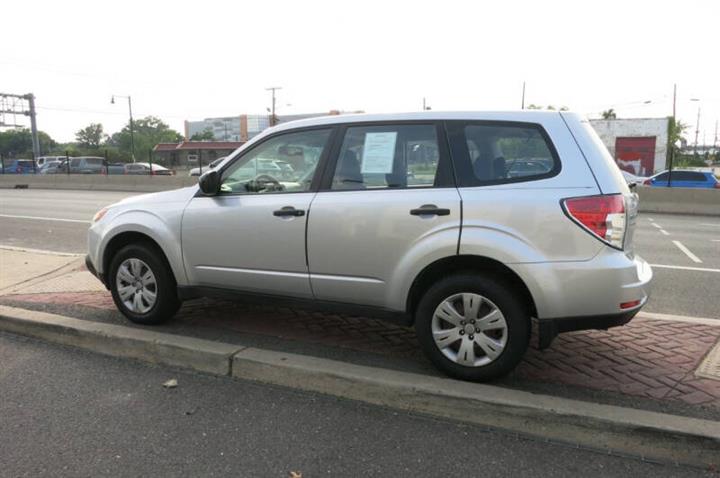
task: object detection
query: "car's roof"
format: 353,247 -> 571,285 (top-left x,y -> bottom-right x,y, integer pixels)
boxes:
268,110 -> 573,134
655,168 -> 713,174
134,162 -> 168,169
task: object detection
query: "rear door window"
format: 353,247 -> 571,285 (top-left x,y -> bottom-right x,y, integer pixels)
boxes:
329,124 -> 445,190
446,121 -> 560,187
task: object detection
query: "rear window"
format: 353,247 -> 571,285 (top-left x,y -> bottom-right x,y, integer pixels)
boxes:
85,158 -> 103,165
446,121 -> 560,186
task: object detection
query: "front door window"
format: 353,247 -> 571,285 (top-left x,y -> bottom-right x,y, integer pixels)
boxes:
220,129 -> 332,194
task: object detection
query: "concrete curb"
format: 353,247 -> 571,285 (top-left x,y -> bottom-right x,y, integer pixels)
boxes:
0,304 -> 718,467
0,305 -> 243,375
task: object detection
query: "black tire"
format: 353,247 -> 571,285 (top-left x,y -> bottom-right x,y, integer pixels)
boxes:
109,243 -> 181,325
414,273 -> 530,381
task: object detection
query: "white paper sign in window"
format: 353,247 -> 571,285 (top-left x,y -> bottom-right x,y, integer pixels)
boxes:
361,132 -> 397,174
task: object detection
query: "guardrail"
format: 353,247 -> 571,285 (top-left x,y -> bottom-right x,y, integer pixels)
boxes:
0,174 -> 198,193
1,175 -> 718,215
636,187 -> 720,216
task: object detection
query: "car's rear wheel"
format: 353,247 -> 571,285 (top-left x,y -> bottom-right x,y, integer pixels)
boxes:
415,274 -> 530,381
109,243 -> 181,325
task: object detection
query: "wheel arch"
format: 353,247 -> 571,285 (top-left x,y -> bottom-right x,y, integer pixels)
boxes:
103,231 -> 178,287
406,255 -> 538,322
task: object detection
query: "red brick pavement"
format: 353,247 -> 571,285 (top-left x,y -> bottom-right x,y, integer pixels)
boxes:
2,290 -> 719,407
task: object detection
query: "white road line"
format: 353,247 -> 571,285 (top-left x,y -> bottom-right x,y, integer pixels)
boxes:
658,229 -> 670,236
647,217 -> 654,222
0,214 -> 90,224
651,223 -> 662,229
700,223 -> 720,227
712,239 -> 720,242
649,264 -> 720,273
671,240 -> 702,263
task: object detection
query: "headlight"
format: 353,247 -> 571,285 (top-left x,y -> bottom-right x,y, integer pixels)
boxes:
92,207 -> 109,223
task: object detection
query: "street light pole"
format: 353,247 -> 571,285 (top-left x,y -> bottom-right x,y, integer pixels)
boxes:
521,81 -> 526,110
694,105 -> 701,155
112,94 -> 135,162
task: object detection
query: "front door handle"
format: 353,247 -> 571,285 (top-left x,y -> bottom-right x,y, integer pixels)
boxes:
410,204 -> 450,216
273,206 -> 305,217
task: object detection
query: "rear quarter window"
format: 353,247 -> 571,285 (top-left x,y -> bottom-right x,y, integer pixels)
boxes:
446,121 -> 560,187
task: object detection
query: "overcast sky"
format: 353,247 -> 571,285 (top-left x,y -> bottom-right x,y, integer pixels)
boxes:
2,0 -> 718,144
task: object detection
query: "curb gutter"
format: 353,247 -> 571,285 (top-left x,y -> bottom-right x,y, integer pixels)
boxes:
0,305 -> 718,468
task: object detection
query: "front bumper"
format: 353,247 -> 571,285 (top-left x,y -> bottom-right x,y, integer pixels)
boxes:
85,254 -> 107,288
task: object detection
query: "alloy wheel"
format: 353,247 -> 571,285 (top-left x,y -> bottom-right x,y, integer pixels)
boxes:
431,292 -> 508,367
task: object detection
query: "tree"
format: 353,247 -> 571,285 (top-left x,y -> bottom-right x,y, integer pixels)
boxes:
190,128 -> 215,141
666,117 -> 688,165
601,109 -> 617,119
75,123 -> 106,148
111,116 -> 183,160
0,128 -> 56,158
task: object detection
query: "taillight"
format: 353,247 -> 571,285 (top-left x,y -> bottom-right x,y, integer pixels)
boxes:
714,182 -> 720,189
562,194 -> 627,250
643,179 -> 652,186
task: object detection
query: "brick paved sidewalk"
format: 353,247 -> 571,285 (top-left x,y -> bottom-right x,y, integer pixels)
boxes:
2,289 -> 720,408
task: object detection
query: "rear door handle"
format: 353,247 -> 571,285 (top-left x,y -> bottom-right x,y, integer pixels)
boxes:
410,204 -> 451,216
273,206 -> 305,217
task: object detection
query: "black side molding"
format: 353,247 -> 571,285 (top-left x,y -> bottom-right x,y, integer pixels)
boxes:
536,310 -> 639,349
177,286 -> 412,326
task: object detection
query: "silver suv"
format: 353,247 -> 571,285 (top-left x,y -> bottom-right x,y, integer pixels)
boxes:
86,111 -> 652,381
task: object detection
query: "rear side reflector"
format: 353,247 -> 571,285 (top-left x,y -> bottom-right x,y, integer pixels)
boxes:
562,194 -> 627,249
620,300 -> 641,309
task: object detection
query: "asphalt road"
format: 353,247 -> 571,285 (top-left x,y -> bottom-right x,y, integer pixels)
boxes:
1,188 -> 719,318
0,189 -> 134,253
0,331 -> 708,478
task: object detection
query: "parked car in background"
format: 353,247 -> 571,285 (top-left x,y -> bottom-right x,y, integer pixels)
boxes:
38,160 -> 61,174
189,157 -> 225,177
620,170 -> 644,187
36,155 -> 70,169
87,111 -> 652,382
124,163 -> 175,176
643,169 -> 719,188
107,163 -> 127,175
54,156 -> 106,174
0,159 -> 36,174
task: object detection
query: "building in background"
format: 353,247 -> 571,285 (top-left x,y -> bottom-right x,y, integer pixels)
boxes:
590,118 -> 669,176
184,110 -> 361,142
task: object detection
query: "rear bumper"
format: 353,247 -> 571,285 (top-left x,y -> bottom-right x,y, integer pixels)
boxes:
536,308 -> 640,349
512,251 -> 653,320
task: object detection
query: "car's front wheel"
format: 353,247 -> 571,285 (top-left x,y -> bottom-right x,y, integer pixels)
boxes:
415,274 -> 530,381
109,243 -> 181,325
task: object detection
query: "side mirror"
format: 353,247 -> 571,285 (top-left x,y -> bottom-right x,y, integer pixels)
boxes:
198,170 -> 220,195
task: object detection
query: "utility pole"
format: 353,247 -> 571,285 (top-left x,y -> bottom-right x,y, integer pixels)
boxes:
422,97 -> 431,111
266,87 -> 281,126
667,83 -> 677,187
521,81 -> 526,110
